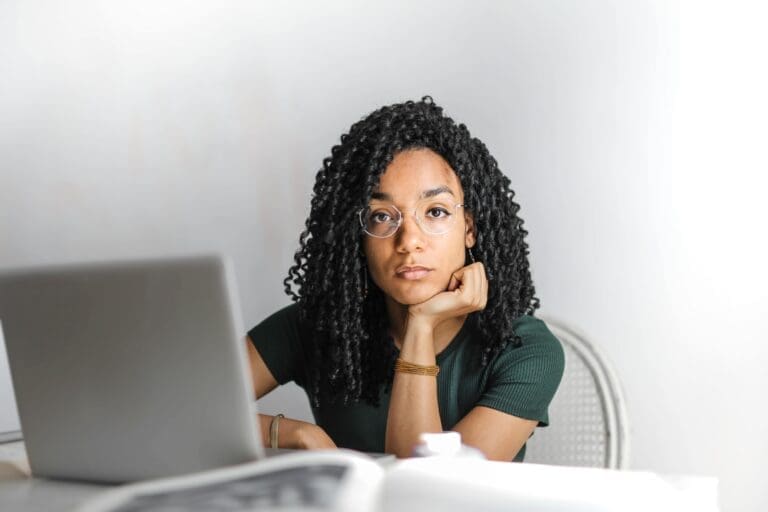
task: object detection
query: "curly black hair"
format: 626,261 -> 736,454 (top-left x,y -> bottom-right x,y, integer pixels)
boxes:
284,96 -> 539,408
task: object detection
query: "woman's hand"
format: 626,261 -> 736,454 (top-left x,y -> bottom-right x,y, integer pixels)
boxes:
260,414 -> 337,450
283,419 -> 338,450
408,262 -> 488,330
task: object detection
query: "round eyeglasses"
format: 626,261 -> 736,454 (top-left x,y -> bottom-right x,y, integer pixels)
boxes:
358,199 -> 466,238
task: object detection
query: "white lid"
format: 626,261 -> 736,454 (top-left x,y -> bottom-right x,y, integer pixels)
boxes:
418,431 -> 462,455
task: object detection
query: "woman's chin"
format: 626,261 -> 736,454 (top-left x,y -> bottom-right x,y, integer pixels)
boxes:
387,284 -> 443,306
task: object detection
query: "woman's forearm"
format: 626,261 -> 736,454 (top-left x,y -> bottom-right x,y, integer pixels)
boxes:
385,320 -> 443,457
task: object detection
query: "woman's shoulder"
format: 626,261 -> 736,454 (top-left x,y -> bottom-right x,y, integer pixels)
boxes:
491,314 -> 565,372
511,314 -> 561,346
247,302 -> 304,342
265,301 -> 301,321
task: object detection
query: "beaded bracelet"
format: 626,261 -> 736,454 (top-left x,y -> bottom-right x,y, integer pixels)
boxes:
394,358 -> 440,376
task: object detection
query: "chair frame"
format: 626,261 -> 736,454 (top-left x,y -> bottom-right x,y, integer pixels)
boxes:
539,316 -> 631,469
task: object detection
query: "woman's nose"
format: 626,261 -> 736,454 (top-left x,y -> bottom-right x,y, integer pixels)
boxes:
395,211 -> 425,252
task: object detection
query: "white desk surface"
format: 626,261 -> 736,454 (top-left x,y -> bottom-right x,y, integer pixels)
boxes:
0,441 -> 719,512
0,441 -> 107,511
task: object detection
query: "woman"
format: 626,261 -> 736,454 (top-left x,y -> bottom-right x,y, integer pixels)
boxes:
246,97 -> 564,462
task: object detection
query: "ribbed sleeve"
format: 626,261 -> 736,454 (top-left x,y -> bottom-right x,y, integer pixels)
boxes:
247,303 -> 304,386
475,317 -> 565,426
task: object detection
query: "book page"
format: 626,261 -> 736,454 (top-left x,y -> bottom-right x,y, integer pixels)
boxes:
78,450 -> 384,512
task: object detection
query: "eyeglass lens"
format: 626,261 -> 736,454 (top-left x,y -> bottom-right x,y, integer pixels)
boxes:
361,199 -> 461,237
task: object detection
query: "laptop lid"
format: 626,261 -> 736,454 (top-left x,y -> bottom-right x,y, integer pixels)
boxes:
0,254 -> 264,483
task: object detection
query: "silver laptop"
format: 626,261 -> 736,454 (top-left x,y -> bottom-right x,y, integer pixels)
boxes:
0,254 -> 264,483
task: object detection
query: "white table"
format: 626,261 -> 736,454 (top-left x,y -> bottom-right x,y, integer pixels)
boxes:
0,442 -> 104,511
0,441 -> 719,512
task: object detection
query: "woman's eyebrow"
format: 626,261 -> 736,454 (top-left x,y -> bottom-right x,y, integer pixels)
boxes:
420,186 -> 455,199
370,191 -> 392,201
370,186 -> 455,202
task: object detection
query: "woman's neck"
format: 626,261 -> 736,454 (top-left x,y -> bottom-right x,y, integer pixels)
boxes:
384,297 -> 466,355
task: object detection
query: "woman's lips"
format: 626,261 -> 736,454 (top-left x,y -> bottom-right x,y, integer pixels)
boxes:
395,266 -> 432,280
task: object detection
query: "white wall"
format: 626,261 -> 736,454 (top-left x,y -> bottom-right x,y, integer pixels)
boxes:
0,1 -> 765,511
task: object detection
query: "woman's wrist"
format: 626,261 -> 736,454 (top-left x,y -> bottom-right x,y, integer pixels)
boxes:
269,413 -> 285,448
405,311 -> 438,335
260,414 -> 299,449
400,314 -> 438,362
259,415 -> 336,450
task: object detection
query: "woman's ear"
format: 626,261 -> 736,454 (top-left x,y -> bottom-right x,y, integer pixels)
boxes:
464,212 -> 476,248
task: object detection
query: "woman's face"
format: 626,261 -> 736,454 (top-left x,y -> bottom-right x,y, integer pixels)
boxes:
362,148 -> 475,306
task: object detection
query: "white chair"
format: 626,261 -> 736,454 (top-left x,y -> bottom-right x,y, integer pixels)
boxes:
524,317 -> 630,469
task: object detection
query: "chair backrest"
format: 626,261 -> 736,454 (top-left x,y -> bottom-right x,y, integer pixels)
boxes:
524,317 -> 630,469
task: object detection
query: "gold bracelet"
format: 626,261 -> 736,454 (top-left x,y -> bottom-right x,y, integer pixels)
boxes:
394,358 -> 440,376
269,413 -> 285,449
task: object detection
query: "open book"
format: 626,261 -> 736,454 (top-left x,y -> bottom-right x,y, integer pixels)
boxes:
77,450 -> 387,512
76,448 -> 712,512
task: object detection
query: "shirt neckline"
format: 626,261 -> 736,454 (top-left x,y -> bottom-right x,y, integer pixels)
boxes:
436,317 -> 472,363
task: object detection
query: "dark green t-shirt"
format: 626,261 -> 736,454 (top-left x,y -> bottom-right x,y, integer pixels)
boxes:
248,303 -> 564,462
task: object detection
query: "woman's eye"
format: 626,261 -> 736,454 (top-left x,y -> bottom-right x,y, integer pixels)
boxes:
425,207 -> 450,219
370,212 -> 392,224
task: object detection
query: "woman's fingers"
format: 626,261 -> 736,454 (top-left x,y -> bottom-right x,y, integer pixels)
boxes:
447,271 -> 461,292
474,263 -> 486,310
450,262 -> 487,311
473,262 -> 487,310
410,263 -> 488,323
